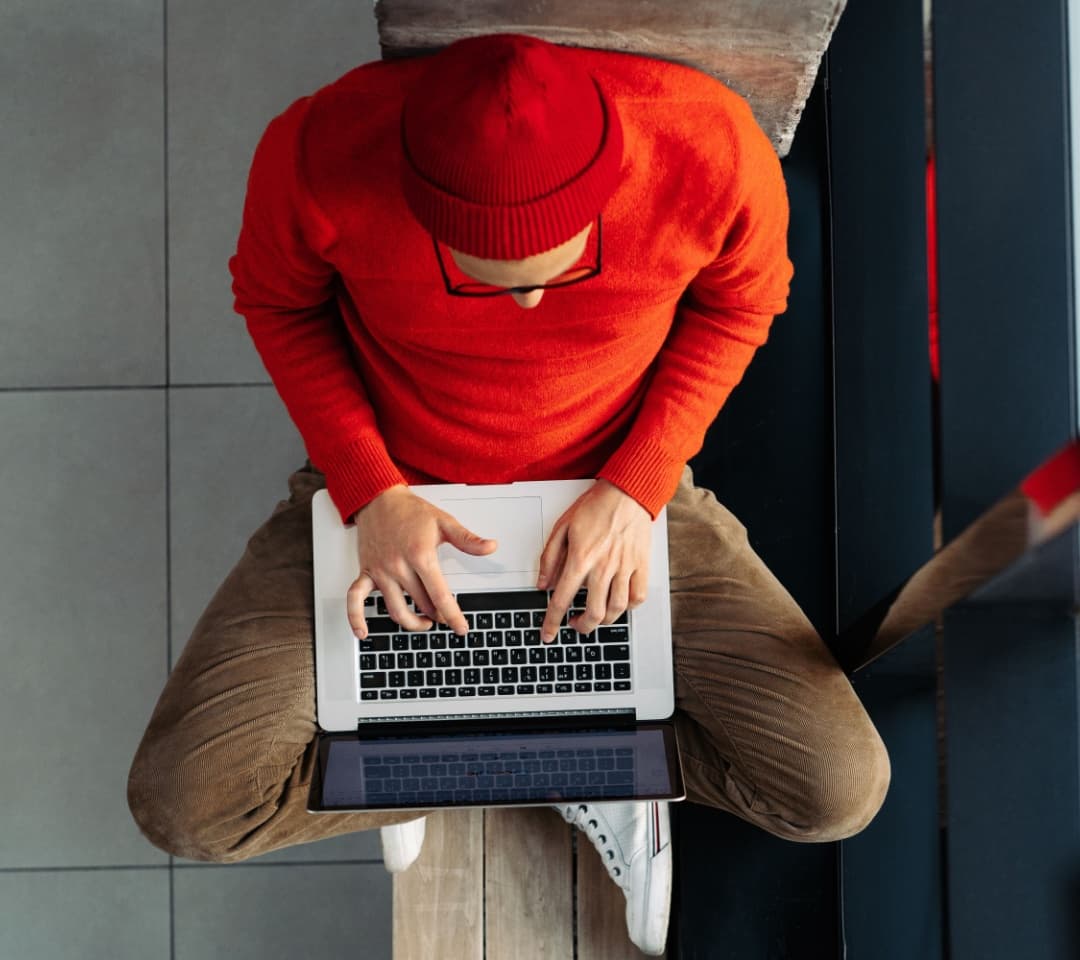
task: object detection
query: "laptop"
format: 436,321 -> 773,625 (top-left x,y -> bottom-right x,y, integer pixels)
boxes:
306,478 -> 685,814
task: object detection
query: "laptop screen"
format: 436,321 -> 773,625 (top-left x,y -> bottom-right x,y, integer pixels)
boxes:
308,722 -> 682,812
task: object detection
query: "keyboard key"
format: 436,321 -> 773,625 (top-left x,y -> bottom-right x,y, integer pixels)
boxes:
397,652 -> 414,669
521,666 -> 537,682
479,686 -> 497,696
392,636 -> 410,651
444,669 -> 462,685
389,671 -> 405,687
366,617 -> 399,634
410,635 -> 428,650
505,630 -> 522,646
529,649 -> 546,664
532,611 -> 546,627
429,632 -> 447,649
555,683 -> 572,693
416,652 -> 433,668
603,645 -> 631,661
378,653 -> 394,670
435,651 -> 452,667
500,667 -> 518,684
497,685 -> 515,696
487,631 -> 504,648
453,650 -> 470,667
491,649 -> 508,665
400,689 -> 418,699
595,663 -> 612,679
575,664 -> 593,680
539,666 -> 555,682
361,690 -> 378,700
513,612 -> 531,628
360,654 -> 377,670
556,665 -> 573,682
438,687 -> 457,697
473,650 -> 490,666
584,646 -> 602,662
380,689 -> 398,699
565,647 -> 583,663
420,688 -> 437,698
615,681 -> 631,691
449,634 -> 466,649
598,626 -> 629,644
476,613 -> 493,629
359,636 -> 390,651
546,647 -> 564,663
458,687 -> 476,697
559,628 -> 577,644
575,682 -> 592,693
360,673 -> 386,688
594,682 -> 612,692
614,663 -> 630,679
464,668 -> 480,685
516,684 -> 536,694
524,629 -> 542,645
407,670 -> 424,686
483,668 -> 499,685
426,669 -> 443,686
510,649 -> 527,665
537,684 -> 553,694
495,612 -> 512,629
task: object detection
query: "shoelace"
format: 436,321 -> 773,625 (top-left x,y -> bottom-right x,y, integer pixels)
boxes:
562,803 -> 629,889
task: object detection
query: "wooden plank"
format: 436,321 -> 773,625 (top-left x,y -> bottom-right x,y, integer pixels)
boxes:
577,827 -> 666,960
374,0 -> 848,155
484,807 -> 574,959
393,810 -> 484,960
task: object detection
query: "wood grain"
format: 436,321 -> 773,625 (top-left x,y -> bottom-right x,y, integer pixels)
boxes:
577,828 -> 667,960
484,807 -> 574,959
374,0 -> 849,155
393,810 -> 484,960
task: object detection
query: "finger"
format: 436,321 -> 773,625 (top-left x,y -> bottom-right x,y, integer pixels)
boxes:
441,518 -> 498,557
603,572 -> 631,625
415,559 -> 469,636
381,578 -> 433,633
537,521 -> 569,590
346,572 -> 376,638
571,564 -> 617,635
628,564 -> 649,609
397,573 -> 437,624
542,555 -> 586,643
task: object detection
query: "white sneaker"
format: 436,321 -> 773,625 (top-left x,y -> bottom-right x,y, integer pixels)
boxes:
556,800 -> 672,955
379,816 -> 427,873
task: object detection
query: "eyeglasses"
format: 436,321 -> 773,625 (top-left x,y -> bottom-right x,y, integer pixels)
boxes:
433,215 -> 602,298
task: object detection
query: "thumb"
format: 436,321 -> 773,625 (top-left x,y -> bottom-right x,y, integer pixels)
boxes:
444,520 -> 497,556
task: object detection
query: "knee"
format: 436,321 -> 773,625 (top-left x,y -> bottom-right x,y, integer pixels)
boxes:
796,729 -> 892,843
126,742 -> 254,864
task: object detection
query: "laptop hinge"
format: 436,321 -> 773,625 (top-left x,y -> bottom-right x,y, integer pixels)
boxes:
355,708 -> 638,737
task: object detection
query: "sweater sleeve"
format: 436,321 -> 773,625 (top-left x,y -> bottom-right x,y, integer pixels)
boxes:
597,118 -> 793,518
228,96 -> 406,525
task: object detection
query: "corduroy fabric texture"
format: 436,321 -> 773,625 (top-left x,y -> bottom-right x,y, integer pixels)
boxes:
400,34 -> 624,260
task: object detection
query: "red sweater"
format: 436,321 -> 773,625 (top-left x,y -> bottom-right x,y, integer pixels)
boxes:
229,47 -> 793,524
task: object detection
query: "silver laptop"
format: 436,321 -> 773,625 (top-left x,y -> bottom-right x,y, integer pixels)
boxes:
306,478 -> 684,813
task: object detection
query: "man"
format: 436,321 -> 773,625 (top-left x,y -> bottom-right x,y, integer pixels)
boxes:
127,33 -> 890,956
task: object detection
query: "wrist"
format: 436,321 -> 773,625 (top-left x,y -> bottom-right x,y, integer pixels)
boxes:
353,483 -> 409,523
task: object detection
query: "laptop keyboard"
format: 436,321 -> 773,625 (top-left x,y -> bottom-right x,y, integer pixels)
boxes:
361,746 -> 636,804
357,589 -> 633,701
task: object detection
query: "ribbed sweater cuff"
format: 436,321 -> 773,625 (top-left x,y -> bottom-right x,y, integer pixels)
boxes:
318,436 -> 408,525
597,439 -> 685,520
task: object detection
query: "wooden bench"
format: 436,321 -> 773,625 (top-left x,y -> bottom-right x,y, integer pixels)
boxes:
393,808 -> 665,959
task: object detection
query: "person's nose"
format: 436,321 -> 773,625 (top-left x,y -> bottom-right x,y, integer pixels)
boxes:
510,289 -> 545,309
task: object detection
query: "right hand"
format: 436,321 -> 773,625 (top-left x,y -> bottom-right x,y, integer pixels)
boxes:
346,484 -> 498,639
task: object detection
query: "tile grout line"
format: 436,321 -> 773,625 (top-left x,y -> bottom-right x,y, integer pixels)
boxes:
163,3 -> 175,959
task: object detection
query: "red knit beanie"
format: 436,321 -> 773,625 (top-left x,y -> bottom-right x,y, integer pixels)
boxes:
400,33 -> 624,260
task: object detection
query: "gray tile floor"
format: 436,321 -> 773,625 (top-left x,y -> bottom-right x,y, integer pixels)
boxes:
2,3 -> 391,957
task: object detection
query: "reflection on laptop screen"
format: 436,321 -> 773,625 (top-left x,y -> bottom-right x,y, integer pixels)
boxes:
320,727 -> 673,810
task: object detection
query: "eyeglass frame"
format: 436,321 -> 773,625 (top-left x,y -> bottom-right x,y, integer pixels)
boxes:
432,215 -> 603,297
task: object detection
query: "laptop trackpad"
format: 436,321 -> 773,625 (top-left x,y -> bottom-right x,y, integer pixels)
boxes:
434,495 -> 544,576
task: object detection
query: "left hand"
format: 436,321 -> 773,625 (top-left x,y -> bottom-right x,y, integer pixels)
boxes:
536,479 -> 653,643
